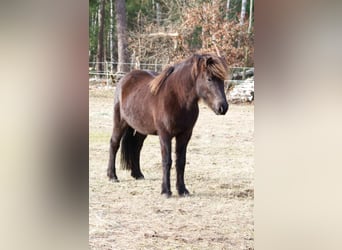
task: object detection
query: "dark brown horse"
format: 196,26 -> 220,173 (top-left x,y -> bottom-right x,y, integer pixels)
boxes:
107,53 -> 229,197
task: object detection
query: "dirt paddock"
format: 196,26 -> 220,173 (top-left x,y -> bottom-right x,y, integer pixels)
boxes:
89,87 -> 254,249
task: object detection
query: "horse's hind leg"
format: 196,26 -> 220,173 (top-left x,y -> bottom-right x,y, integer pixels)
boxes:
131,132 -> 147,179
107,103 -> 127,182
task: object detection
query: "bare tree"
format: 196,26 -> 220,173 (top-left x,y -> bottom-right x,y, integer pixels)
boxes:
226,0 -> 230,19
240,0 -> 247,25
89,11 -> 97,62
238,0 -> 247,48
248,0 -> 253,34
156,2 -> 161,26
109,0 -> 114,72
96,0 -> 106,73
115,0 -> 129,73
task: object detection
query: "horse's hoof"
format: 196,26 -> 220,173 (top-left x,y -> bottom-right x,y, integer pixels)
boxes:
177,187 -> 190,197
109,177 -> 119,183
132,173 -> 144,180
161,191 -> 172,198
179,192 -> 190,197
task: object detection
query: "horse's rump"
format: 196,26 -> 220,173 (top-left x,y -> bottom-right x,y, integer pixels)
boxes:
120,70 -> 155,96
119,70 -> 158,135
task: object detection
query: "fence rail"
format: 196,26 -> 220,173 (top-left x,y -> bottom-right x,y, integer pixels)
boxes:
89,61 -> 254,86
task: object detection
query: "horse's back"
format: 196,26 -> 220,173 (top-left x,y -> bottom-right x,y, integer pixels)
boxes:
119,70 -> 154,90
116,70 -> 155,102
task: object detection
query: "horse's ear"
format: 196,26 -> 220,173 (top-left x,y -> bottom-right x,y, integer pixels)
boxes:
191,55 -> 205,79
220,55 -> 227,62
165,66 -> 174,77
206,56 -> 214,66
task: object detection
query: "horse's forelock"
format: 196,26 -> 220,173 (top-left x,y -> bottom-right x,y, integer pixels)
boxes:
206,56 -> 228,80
191,54 -> 228,80
191,54 -> 228,81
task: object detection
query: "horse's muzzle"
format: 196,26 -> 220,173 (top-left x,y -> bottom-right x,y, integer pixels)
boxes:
217,102 -> 228,115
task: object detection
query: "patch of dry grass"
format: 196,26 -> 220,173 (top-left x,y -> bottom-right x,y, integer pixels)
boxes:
89,87 -> 254,249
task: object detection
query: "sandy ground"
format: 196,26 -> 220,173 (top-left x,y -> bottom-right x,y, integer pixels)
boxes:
89,87 -> 254,249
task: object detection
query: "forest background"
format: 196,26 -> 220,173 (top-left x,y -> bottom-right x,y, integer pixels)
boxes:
89,0 -> 254,75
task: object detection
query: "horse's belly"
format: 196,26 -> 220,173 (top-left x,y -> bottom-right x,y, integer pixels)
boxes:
121,107 -> 157,135
127,119 -> 157,135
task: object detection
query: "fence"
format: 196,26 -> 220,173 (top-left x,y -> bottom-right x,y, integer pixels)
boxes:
89,62 -> 165,85
89,61 -> 254,88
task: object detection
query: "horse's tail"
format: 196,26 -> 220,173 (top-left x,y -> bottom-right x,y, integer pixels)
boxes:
120,126 -> 138,171
120,127 -> 145,179
121,127 -> 146,176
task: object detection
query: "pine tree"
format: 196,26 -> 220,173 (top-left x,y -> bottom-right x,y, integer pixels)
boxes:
115,0 -> 129,73
96,0 -> 106,73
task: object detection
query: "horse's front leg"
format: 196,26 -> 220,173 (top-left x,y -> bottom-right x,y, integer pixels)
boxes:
175,130 -> 192,196
158,132 -> 172,197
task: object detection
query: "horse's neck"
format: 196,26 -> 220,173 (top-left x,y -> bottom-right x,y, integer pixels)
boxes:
169,67 -> 198,109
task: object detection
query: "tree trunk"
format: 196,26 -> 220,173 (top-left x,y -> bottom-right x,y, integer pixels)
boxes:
115,0 -> 129,73
109,0 -> 114,72
237,0 -> 247,48
96,0 -> 105,74
226,0 -> 230,20
248,0 -> 253,34
156,2 -> 161,26
240,0 -> 247,25
92,11 -> 98,63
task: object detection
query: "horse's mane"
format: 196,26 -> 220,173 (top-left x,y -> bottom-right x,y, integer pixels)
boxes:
149,66 -> 174,95
149,53 -> 228,95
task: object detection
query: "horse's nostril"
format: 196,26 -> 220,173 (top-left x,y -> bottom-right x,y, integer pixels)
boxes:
218,103 -> 228,115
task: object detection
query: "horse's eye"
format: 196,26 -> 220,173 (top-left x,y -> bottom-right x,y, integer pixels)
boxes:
207,77 -> 212,81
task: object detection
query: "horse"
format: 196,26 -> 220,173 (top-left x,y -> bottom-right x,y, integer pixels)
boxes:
107,53 -> 229,197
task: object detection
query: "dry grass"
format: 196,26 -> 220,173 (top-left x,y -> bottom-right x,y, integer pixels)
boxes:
89,86 -> 254,249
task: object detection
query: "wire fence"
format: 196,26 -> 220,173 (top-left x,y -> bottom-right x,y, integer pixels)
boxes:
89,61 -> 254,87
